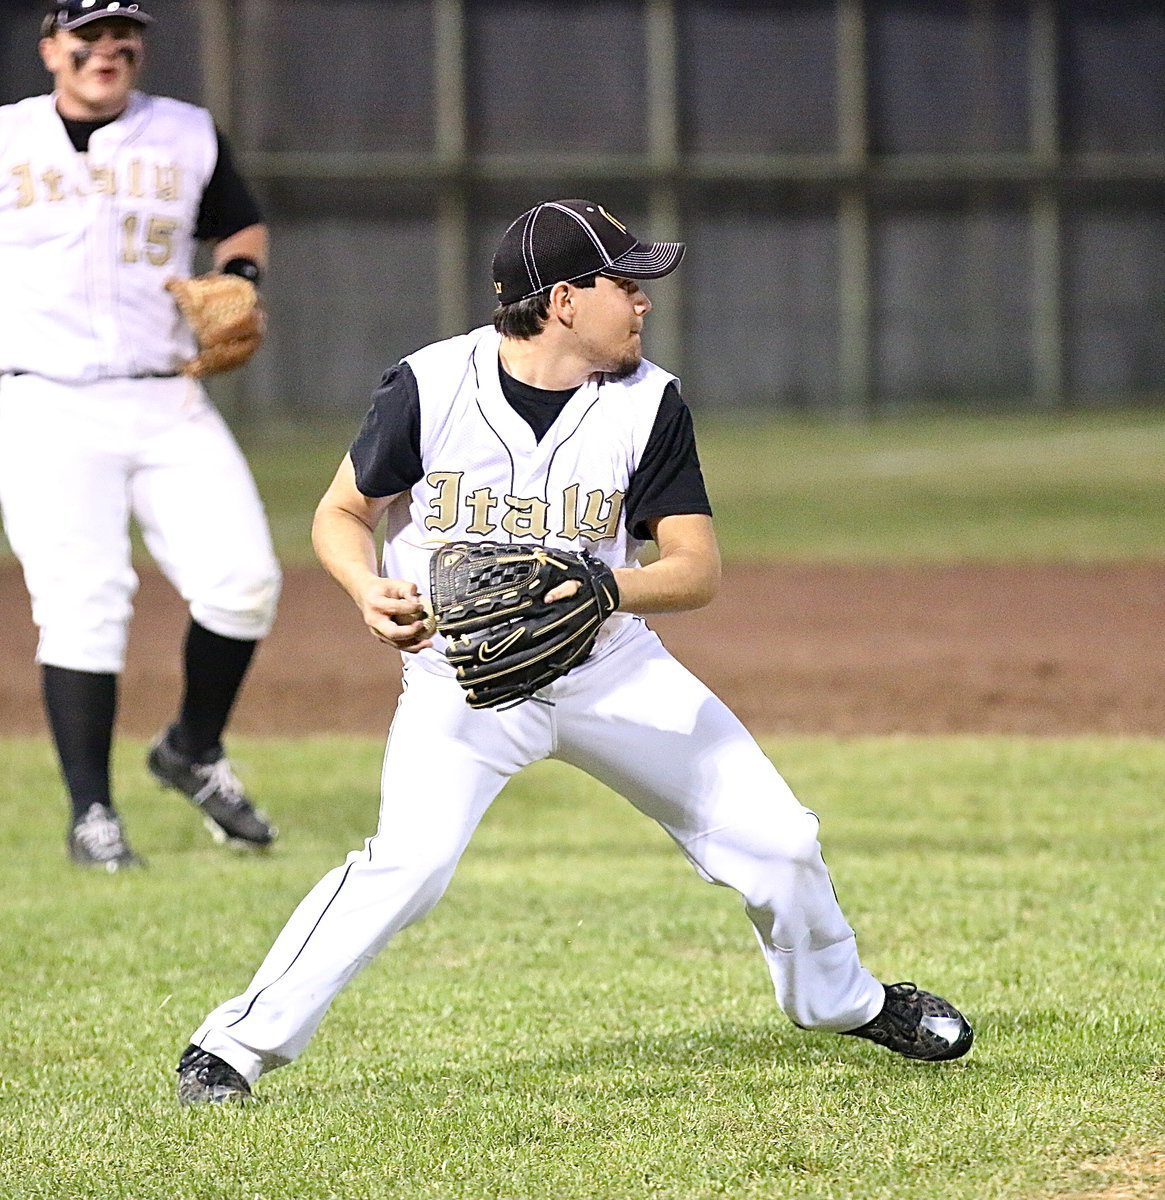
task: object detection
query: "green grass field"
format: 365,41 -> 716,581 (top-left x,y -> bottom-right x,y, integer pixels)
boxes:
0,735 -> 1162,1199
2,409 -> 1163,1197
694,408 -> 1165,562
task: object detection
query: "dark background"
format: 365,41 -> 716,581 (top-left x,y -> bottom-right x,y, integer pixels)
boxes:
2,0 -> 1163,419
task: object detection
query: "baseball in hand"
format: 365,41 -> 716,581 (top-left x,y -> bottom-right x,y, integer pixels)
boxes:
395,596 -> 438,636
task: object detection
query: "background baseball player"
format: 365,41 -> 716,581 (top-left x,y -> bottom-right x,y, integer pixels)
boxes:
0,1 -> 280,870
175,199 -> 972,1104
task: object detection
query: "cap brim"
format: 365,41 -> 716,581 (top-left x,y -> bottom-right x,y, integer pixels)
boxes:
603,241 -> 686,281
56,11 -> 153,30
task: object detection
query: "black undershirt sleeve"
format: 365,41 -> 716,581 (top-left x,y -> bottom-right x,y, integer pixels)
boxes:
349,362 -> 425,497
194,129 -> 264,242
623,382 -> 713,541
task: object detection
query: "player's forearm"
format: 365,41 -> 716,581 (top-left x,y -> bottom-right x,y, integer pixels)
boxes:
312,498 -> 431,649
614,549 -> 720,614
311,503 -> 383,606
213,223 -> 268,272
613,513 -> 721,614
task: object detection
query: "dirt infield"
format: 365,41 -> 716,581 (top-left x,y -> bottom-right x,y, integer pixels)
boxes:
2,561 -> 1163,738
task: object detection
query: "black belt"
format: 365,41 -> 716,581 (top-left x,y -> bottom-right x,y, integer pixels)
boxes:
2,371 -> 180,380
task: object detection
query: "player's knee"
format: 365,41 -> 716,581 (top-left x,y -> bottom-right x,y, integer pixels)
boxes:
354,842 -> 462,927
695,808 -> 827,905
191,564 -> 281,641
23,566 -> 136,672
777,809 -> 827,869
35,611 -> 132,674
731,808 -> 825,875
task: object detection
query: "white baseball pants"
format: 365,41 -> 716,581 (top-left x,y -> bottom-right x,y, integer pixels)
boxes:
0,373 -> 280,673
193,621 -> 883,1084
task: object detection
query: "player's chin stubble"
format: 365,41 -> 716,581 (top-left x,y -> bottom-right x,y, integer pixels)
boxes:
605,350 -> 642,381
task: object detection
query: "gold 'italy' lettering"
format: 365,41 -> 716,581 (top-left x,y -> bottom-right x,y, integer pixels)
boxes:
500,496 -> 551,540
41,168 -> 65,202
10,164 -> 35,208
423,472 -> 462,531
90,165 -> 116,195
577,490 -> 624,542
155,165 -> 181,203
464,488 -> 498,535
560,484 -> 582,539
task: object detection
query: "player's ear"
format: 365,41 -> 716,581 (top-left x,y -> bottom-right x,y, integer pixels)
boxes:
39,35 -> 62,72
547,282 -> 574,326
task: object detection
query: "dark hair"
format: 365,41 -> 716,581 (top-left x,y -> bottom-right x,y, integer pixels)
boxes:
492,274 -> 597,339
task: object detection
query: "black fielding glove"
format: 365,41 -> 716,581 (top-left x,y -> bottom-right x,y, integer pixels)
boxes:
429,542 -> 620,709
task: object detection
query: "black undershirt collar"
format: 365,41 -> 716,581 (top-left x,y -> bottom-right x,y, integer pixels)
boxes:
498,362 -> 579,444
60,113 -> 119,152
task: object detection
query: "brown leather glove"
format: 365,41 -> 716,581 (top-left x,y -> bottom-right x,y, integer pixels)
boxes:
166,274 -> 265,378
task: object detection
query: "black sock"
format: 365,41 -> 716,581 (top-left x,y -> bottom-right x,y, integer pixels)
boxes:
42,666 -> 118,821
169,620 -> 258,761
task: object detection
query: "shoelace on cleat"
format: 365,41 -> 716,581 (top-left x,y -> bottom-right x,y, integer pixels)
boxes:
192,758 -> 247,809
73,808 -> 126,859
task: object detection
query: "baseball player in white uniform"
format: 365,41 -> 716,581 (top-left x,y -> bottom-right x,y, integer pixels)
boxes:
0,1 -> 280,870
176,200 -> 972,1103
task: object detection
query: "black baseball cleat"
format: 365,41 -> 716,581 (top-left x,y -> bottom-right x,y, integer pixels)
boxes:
68,803 -> 145,872
147,730 -> 277,848
176,1043 -> 257,1106
842,982 -> 973,1061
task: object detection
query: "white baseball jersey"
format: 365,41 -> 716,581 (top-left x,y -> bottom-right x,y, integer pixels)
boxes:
0,91 -> 215,381
381,325 -> 676,662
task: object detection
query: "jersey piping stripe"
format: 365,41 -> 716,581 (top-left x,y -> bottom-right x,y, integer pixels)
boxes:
540,382 -> 606,520
470,347 -> 518,500
225,857 -> 361,1030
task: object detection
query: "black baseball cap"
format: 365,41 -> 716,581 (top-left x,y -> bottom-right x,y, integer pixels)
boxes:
492,199 -> 685,306
42,1 -> 154,35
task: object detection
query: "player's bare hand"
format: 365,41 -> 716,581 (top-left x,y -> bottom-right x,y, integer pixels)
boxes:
359,579 -> 436,653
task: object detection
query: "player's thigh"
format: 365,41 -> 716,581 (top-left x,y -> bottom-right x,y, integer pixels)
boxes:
0,376 -> 131,559
370,660 -> 553,867
0,376 -> 137,661
130,384 -> 278,607
555,628 -> 805,842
